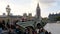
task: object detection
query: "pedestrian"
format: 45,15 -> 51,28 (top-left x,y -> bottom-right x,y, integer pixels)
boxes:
45,30 -> 48,34
24,28 -> 29,34
32,30 -> 37,34
48,32 -> 51,34
38,28 -> 45,34
15,26 -> 22,34
0,22 -> 3,34
8,28 -> 16,34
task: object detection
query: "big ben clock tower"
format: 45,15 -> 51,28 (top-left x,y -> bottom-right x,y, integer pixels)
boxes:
36,3 -> 41,22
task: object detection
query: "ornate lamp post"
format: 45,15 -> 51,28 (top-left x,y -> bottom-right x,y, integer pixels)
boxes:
6,5 -> 11,29
6,5 -> 11,16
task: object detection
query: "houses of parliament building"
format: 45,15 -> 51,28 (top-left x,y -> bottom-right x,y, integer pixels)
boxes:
0,3 -> 41,23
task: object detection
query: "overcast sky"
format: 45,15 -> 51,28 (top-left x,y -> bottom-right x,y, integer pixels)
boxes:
0,0 -> 60,17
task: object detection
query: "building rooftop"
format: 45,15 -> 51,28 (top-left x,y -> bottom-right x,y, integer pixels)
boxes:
0,15 -> 22,18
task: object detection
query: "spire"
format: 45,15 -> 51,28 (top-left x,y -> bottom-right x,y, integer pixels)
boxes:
36,3 -> 40,13
36,2 -> 42,26
37,3 -> 40,8
37,3 -> 39,7
36,3 -> 41,21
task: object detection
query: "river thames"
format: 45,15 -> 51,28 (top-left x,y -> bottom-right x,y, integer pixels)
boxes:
44,23 -> 60,34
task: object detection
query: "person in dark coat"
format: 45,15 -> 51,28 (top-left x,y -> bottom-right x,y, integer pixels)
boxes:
48,32 -> 51,34
45,30 -> 49,34
15,26 -> 22,34
8,28 -> 16,34
24,27 -> 30,34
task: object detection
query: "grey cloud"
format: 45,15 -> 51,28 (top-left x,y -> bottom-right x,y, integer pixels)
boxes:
39,0 -> 56,3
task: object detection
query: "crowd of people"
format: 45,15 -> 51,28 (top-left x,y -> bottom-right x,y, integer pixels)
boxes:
24,26 -> 51,34
0,20 -> 51,34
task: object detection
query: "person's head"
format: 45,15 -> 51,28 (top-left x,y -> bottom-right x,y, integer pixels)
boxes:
45,30 -> 47,32
40,28 -> 44,32
25,28 -> 29,32
49,32 -> 51,34
9,28 -> 12,31
16,25 -> 19,28
39,29 -> 41,33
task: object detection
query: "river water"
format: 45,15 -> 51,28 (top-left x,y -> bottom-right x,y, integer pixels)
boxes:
44,23 -> 60,34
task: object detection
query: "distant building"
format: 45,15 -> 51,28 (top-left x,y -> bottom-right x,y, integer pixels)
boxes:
36,3 -> 41,24
28,13 -> 32,21
48,13 -> 60,22
0,5 -> 22,23
36,3 -> 41,21
0,5 -> 35,23
28,13 -> 32,17
0,3 -> 41,24
17,3 -> 42,28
